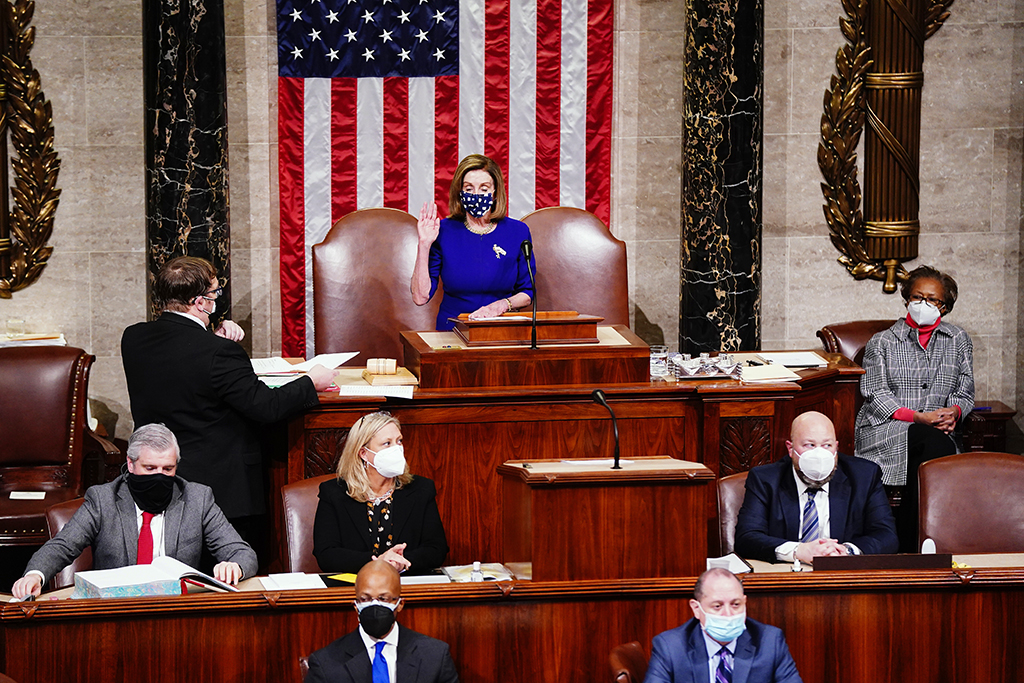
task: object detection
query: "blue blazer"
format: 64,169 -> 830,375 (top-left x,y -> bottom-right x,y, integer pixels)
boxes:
734,454 -> 898,563
644,618 -> 802,683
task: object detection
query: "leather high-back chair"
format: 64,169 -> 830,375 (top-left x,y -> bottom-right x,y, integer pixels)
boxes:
0,346 -> 114,546
816,320 -> 895,367
717,472 -> 749,555
312,208 -> 440,364
44,497 -> 91,589
521,207 -> 629,326
608,641 -> 648,683
919,452 -> 1024,553
281,474 -> 334,573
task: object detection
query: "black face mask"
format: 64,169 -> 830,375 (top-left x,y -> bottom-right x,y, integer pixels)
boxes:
126,472 -> 175,514
357,603 -> 398,639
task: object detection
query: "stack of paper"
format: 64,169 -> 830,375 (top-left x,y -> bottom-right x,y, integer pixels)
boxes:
756,351 -> 828,367
740,364 -> 801,383
72,556 -> 237,599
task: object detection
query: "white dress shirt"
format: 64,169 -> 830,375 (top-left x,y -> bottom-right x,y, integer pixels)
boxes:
359,623 -> 399,682
166,310 -> 207,329
775,469 -> 832,562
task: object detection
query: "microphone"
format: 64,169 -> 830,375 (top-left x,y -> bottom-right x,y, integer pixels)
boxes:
592,389 -> 621,470
521,240 -> 538,350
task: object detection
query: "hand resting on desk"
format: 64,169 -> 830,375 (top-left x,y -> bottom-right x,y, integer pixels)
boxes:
12,574 -> 42,600
214,561 -> 245,585
795,538 -> 849,565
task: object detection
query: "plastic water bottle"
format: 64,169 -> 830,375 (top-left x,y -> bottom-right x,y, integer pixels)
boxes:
470,561 -> 483,582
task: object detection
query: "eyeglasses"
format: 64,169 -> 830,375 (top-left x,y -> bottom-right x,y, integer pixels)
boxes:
202,286 -> 223,301
908,294 -> 944,307
355,594 -> 400,605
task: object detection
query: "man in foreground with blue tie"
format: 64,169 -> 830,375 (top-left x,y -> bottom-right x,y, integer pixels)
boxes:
305,560 -> 459,683
644,568 -> 802,683
734,411 -> 898,565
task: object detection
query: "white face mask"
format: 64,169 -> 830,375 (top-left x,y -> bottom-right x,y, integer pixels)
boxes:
907,300 -> 940,327
796,446 -> 836,483
364,444 -> 406,479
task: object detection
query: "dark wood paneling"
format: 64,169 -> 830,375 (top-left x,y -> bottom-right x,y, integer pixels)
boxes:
4,569 -> 1024,683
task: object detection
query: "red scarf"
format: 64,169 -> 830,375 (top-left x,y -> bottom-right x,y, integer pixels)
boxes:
905,314 -> 940,349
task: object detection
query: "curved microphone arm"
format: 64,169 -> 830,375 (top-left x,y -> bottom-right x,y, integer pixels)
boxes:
592,389 -> 621,470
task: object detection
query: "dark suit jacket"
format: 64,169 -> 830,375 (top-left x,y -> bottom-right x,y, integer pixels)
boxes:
313,476 -> 449,574
26,476 -> 258,582
122,313 -> 320,518
644,617 -> 802,683
305,625 -> 459,683
734,454 -> 898,563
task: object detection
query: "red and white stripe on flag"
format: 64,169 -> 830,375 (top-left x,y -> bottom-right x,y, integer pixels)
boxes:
278,0 -> 613,357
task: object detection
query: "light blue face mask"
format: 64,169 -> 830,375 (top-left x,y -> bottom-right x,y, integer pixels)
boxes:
699,605 -> 747,643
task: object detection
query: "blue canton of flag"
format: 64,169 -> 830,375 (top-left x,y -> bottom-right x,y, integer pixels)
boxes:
277,0 -> 459,79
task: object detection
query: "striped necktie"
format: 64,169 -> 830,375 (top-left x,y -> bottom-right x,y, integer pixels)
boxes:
716,646 -> 733,683
801,488 -> 821,543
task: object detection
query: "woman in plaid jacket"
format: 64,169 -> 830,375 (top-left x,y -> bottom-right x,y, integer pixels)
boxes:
854,265 -> 974,551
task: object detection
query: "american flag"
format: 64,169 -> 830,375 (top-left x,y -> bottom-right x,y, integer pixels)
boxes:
276,0 -> 613,357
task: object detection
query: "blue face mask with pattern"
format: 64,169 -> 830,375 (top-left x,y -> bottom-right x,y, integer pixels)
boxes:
460,191 -> 494,218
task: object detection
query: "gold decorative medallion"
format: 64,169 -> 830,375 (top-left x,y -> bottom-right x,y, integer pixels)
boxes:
0,0 -> 61,299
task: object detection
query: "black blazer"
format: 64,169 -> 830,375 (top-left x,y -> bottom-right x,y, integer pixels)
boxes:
313,476 -> 449,574
305,625 -> 459,683
121,313 -> 320,518
734,454 -> 898,563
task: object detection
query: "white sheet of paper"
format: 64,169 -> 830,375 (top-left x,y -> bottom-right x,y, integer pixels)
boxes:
9,491 -> 46,500
336,385 -> 414,399
251,352 -> 357,374
260,573 -> 327,590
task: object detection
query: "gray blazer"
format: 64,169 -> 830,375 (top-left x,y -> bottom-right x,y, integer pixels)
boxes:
26,475 -> 258,583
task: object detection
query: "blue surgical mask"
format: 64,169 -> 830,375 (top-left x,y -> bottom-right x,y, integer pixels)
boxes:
699,605 -> 747,643
460,191 -> 494,218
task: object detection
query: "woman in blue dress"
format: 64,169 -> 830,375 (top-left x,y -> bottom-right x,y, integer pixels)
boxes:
411,154 -> 536,330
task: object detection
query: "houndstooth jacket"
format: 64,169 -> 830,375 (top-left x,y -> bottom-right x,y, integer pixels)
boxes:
854,318 -> 974,485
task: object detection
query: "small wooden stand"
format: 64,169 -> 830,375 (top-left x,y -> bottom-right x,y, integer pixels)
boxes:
449,311 -> 602,346
498,456 -> 715,581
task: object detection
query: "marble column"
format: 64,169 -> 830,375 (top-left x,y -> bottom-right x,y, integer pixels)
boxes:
142,0 -> 230,320
679,0 -> 763,353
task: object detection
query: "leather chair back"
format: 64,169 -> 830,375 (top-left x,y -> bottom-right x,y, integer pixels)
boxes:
609,641 -> 648,683
919,452 -> 1024,553
521,207 -> 630,326
44,497 -> 92,589
281,474 -> 334,573
313,208 -> 440,364
816,320 -> 895,367
717,472 -> 749,555
0,346 -> 96,545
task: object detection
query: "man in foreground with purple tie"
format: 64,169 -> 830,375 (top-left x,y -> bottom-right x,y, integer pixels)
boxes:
304,560 -> 459,683
645,568 -> 802,683
11,423 -> 256,599
734,411 -> 898,565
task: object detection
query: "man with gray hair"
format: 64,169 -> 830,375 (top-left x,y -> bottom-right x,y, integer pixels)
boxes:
11,423 -> 257,599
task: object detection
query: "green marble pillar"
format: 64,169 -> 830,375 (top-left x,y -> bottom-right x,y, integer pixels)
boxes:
142,0 -> 230,322
680,0 -> 763,353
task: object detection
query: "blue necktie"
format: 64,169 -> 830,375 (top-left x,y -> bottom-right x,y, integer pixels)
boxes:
716,646 -> 733,683
372,641 -> 389,683
801,488 -> 821,543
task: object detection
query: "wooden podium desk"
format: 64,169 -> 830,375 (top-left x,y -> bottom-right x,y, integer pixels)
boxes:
3,556 -> 1023,683
281,349 -> 862,567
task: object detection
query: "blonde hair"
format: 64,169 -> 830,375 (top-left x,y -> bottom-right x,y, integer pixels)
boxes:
447,154 -> 508,222
336,412 -> 413,502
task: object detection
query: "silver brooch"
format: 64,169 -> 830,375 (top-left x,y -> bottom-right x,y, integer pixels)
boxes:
493,244 -> 506,259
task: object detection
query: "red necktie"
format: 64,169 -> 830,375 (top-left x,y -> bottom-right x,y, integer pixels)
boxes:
137,511 -> 155,564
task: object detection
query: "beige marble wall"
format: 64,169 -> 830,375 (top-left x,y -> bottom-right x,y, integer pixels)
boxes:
7,0 -> 1021,437
763,0 -> 1024,425
0,0 -> 148,438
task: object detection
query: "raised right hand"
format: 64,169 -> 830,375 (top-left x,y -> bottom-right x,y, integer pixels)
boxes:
306,364 -> 339,392
12,574 -> 42,599
375,543 -> 411,572
417,201 -> 440,244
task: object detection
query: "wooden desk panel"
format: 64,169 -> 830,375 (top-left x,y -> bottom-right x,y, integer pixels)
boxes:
4,566 -> 1023,683
280,355 -> 862,568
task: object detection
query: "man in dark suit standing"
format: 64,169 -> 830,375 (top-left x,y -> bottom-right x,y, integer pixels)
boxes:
734,411 -> 898,565
644,568 -> 802,683
121,256 -> 337,552
305,560 -> 459,683
12,424 -> 257,599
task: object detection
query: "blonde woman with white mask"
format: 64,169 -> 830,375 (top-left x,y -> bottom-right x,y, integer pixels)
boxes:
313,412 -> 449,573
